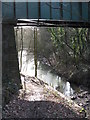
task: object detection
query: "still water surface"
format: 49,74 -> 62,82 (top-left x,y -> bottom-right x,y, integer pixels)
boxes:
18,49 -> 75,97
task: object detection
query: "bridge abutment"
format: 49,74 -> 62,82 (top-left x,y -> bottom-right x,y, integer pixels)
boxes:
2,24 -> 21,106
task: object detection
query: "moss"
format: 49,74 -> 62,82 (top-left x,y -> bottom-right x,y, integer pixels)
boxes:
2,78 -> 21,107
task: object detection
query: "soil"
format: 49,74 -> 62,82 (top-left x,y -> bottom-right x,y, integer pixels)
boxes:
70,87 -> 90,119
2,75 -> 86,119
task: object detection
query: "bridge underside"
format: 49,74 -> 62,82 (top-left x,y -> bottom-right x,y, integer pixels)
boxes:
17,19 -> 90,27
2,2 -> 90,27
2,19 -> 90,28
2,24 -> 21,106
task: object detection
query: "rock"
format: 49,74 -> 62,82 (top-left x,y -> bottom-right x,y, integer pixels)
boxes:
79,103 -> 83,106
85,95 -> 88,98
68,69 -> 90,87
78,94 -> 84,98
82,91 -> 88,96
71,96 -> 77,100
78,91 -> 89,98
85,103 -> 89,106
85,99 -> 90,103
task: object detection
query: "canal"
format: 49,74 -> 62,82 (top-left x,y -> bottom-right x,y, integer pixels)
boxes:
18,49 -> 77,97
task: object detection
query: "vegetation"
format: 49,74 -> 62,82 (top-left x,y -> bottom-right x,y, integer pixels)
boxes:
49,28 -> 89,65
15,27 -> 90,87
36,27 -> 90,86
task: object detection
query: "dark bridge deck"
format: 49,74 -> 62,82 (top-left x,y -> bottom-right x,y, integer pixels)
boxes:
2,2 -> 90,27
17,19 -> 90,27
2,19 -> 90,28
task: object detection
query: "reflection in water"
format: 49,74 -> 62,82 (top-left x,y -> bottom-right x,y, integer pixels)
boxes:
18,50 -> 74,97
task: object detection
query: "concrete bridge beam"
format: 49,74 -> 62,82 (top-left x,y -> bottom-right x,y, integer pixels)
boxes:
2,24 -> 21,106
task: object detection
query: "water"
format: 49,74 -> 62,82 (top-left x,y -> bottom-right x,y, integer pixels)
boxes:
18,49 -> 75,97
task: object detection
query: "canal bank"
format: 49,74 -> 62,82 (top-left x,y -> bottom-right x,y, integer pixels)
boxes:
18,50 -> 90,119
3,76 -> 85,118
14,27 -> 90,119
18,50 -> 78,97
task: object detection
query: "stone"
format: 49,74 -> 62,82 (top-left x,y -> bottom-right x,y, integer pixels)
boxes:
71,96 -> 77,100
79,103 -> 83,106
78,94 -> 84,98
82,91 -> 88,96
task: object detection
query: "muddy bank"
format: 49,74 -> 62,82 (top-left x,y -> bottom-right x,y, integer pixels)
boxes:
68,68 -> 90,87
38,57 -> 90,119
3,75 -> 85,119
38,57 -> 90,88
70,86 -> 90,119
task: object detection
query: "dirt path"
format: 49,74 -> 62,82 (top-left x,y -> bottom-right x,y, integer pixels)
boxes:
3,76 -> 86,119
